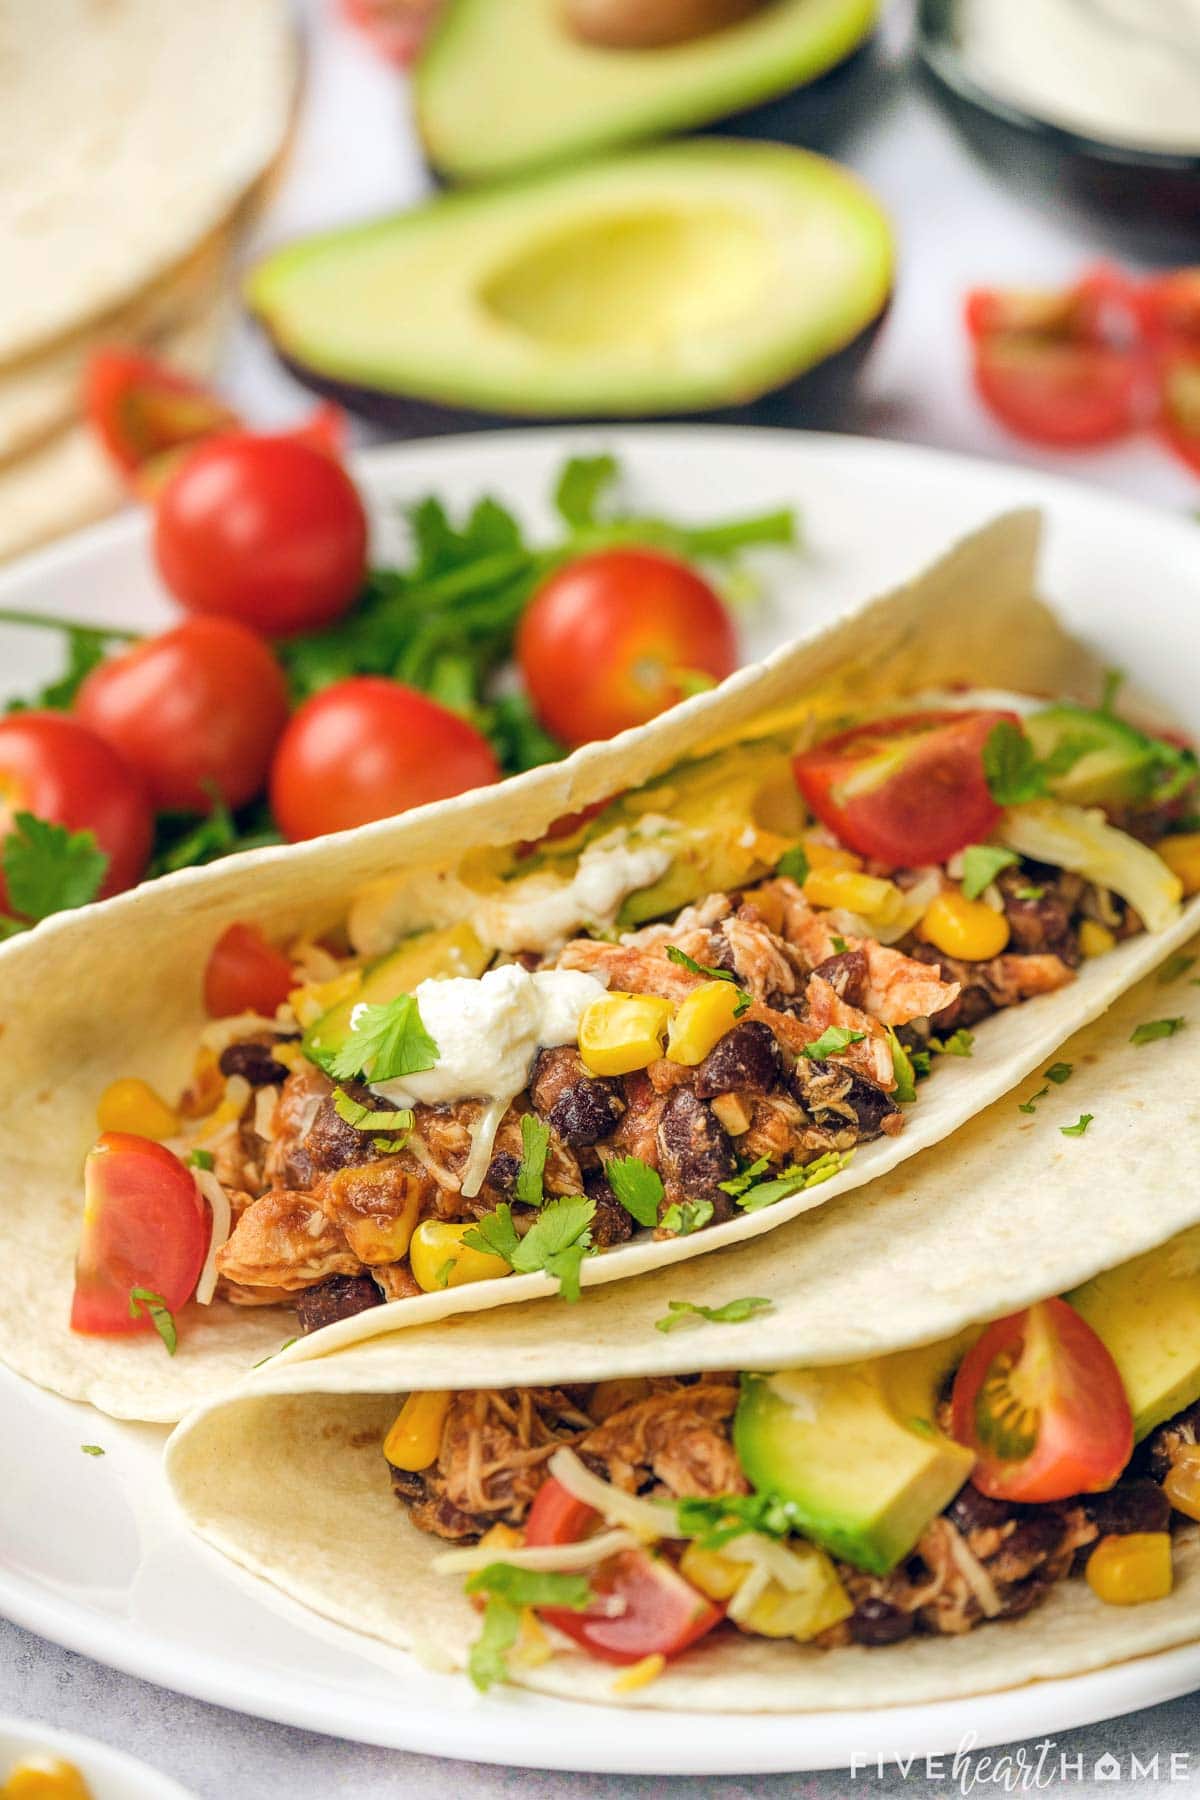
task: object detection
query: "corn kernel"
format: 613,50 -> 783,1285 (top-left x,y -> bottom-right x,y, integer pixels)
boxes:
2,1759 -> 94,1800
288,968 -> 361,1030
1164,1445 -> 1200,1521
178,1046 -> 223,1120
1160,833 -> 1200,897
610,1653 -> 666,1694
383,1390 -> 452,1470
270,1038 -> 306,1072
409,1219 -> 511,1292
1085,1532 -> 1173,1606
323,1165 -> 424,1264
679,1542 -> 748,1601
1078,918 -> 1117,959
804,867 -> 903,922
479,1522 -> 523,1554
802,834 -> 863,873
579,992 -> 674,1076
96,1077 -> 179,1140
741,1555 -> 854,1642
921,889 -> 1011,961
666,980 -> 743,1067
711,1092 -> 752,1135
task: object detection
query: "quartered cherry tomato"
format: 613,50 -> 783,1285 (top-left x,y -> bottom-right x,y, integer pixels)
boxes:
269,676 -> 500,842
1157,356 -> 1200,476
76,617 -> 289,812
83,349 -> 241,496
792,708 -> 1015,868
203,921 -> 294,1019
153,432 -> 369,637
1135,269 -> 1200,350
70,1132 -> 209,1335
517,548 -> 737,748
524,1476 -> 723,1666
951,1298 -> 1133,1504
340,0 -> 442,62
0,711 -> 152,907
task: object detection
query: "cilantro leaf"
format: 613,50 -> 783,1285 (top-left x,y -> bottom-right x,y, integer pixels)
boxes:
3,812 -> 107,921
468,1597 -> 522,1692
1014,883 -> 1045,901
462,1203 -> 522,1266
433,1257 -> 455,1289
332,1087 -> 414,1134
554,453 -> 619,529
983,721 -> 1045,805
801,1025 -> 866,1060
888,1029 -> 919,1103
717,1155 -> 770,1198
675,1491 -> 800,1550
1044,1061 -> 1073,1085
324,994 -> 439,1083
80,1444 -> 105,1457
465,1196 -> 596,1301
829,934 -> 849,955
1131,1017 -> 1186,1046
515,1113 -> 551,1208
603,1154 -> 663,1228
930,1028 -> 975,1057
664,943 -> 752,1015
960,845 -> 1019,901
1018,1085 -> 1049,1114
128,1286 -> 177,1355
729,1151 -> 853,1211
1158,953 -> 1198,985
1060,1113 -> 1095,1137
655,1296 -> 773,1333
659,1197 -> 715,1235
186,1148 -> 215,1171
775,845 -> 809,884
251,1337 -> 298,1369
465,1563 -> 592,1611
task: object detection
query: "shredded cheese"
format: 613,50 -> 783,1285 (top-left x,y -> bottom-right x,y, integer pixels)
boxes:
431,1528 -> 638,1577
548,1448 -> 677,1541
610,1653 -> 666,1694
253,1084 -> 279,1140
192,1168 -> 233,1306
944,1520 -> 1004,1619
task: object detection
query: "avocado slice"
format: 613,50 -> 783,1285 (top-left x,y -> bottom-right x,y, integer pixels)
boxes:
1068,1227 -> 1200,1442
304,922 -> 488,1075
246,141 -> 892,426
1025,704 -> 1166,808
417,0 -> 879,183
735,1336 -> 976,1576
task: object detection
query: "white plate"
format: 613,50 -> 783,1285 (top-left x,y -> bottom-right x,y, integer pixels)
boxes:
0,1717 -> 197,1799
2,427 -> 1200,1775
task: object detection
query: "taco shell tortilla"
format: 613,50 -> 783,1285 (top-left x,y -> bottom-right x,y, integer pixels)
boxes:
2,511 -> 1198,1423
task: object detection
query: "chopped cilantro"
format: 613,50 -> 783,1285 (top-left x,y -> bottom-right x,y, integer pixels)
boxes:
1099,668 -> 1124,714
2,812 -> 107,924
332,1087 -> 414,1135
603,1155 -> 663,1228
829,934 -> 849,955
960,845 -> 1019,901
983,721 -> 1045,805
910,1047 -> 932,1078
674,1491 -> 800,1550
655,1296 -> 773,1332
433,1258 -> 455,1290
664,944 -> 752,1015
323,994 -> 439,1083
464,1196 -> 595,1301
186,1148 -> 215,1171
553,452 -> 619,529
801,1025 -> 866,1060
1060,1113 -> 1094,1137
930,1028 -> 975,1057
514,1113 -> 551,1208
1014,884 -> 1045,901
251,1337 -> 297,1369
731,1151 -> 852,1211
887,1030 -> 919,1103
717,1155 -> 771,1198
1158,953 -> 1198,985
372,1135 -> 410,1153
1044,1061 -> 1073,1085
80,1444 -> 105,1457
659,1198 -> 715,1235
128,1286 -> 177,1355
775,845 -> 809,884
1130,1017 -> 1187,1046
1018,1086 -> 1049,1115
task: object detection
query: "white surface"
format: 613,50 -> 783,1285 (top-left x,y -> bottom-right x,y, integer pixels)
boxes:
4,429 -> 1200,1780
5,2 -> 1200,1794
0,1718 -> 197,1800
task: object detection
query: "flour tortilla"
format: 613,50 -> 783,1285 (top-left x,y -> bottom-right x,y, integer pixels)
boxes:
1,510 -> 1197,1424
0,0 -> 295,366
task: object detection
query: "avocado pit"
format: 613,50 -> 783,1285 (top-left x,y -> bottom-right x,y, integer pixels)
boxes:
562,0 -> 770,51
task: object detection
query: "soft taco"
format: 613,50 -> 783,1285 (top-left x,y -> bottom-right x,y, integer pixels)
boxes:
2,511 -> 1199,1422
164,943 -> 1200,1710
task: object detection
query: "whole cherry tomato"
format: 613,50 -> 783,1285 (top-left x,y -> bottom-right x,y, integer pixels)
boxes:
76,618 -> 289,812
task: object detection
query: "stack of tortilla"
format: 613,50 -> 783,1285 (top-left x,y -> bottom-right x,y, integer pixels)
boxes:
0,0 -> 297,561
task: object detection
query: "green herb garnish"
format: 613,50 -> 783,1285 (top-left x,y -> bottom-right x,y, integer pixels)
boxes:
1158,954 -> 1198,985
930,1028 -> 975,1057
674,1491 -> 800,1550
251,1337 -> 298,1369
515,1113 -> 551,1208
664,944 -> 752,1015
186,1148 -> 215,1171
603,1155 -> 663,1228
960,845 -> 1019,901
1060,1113 -> 1095,1137
1,812 -> 107,927
1018,1086 -> 1049,1115
1044,1061 -> 1073,1085
332,1087 -> 415,1134
128,1286 -> 177,1355
731,1151 -> 852,1211
982,722 -> 1046,805
717,1155 -> 771,1198
655,1296 -> 773,1333
465,1565 -> 592,1692
801,1026 -> 866,1060
659,1198 -> 715,1236
888,1030 -> 919,1103
1130,1017 -> 1187,1046
324,994 -> 439,1084
464,1196 -> 595,1301
775,845 -> 809,884
80,1444 -> 105,1457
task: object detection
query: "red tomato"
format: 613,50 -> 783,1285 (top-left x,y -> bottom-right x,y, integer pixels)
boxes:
153,433 -> 368,637
204,922 -> 294,1018
76,618 -> 289,812
517,549 -> 737,748
83,349 -> 240,489
525,1477 -> 723,1665
972,338 -> 1142,448
951,1298 -> 1133,1504
1158,355 -> 1200,476
70,1132 -> 209,1335
964,264 -> 1135,345
1136,269 -> 1200,350
340,0 -> 442,63
792,709 -> 1015,868
0,712 -> 152,908
269,677 -> 499,842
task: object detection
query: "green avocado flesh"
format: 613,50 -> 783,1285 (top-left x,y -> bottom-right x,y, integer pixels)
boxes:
1068,1227 -> 1200,1443
1026,704 -> 1164,808
245,141 -> 893,421
734,1341 -> 976,1576
417,0 -> 879,182
303,922 -> 489,1075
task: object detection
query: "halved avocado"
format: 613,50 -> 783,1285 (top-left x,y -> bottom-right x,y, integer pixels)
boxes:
246,141 -> 893,427
416,0 -> 880,183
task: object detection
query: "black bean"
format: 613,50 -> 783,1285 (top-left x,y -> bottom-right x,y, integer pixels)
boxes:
219,1040 -> 291,1087
1079,1479 -> 1170,1538
811,948 -> 869,1008
799,1060 -> 900,1139
584,1170 -> 638,1246
946,1486 -> 1015,1536
850,1599 -> 915,1646
486,1151 -> 521,1196
656,1088 -> 736,1204
295,1272 -> 383,1335
549,1078 -> 625,1147
694,1021 -> 783,1099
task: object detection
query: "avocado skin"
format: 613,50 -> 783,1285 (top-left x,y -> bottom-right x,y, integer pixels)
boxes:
273,312 -> 885,437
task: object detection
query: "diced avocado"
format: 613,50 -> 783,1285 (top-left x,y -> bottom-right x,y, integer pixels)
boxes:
416,0 -> 879,183
734,1335 -> 976,1577
1025,704 -> 1165,808
245,141 -> 893,426
303,923 -> 488,1074
1068,1227 -> 1200,1442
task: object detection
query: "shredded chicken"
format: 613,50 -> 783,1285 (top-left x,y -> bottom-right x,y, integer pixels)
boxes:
216,1190 -> 361,1291
580,1384 -> 749,1500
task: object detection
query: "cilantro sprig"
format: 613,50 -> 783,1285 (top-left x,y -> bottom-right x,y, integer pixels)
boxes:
655,1296 -> 773,1333
960,845 -> 1018,901
464,1195 -> 596,1301
321,994 -> 439,1084
664,944 -> 752,1015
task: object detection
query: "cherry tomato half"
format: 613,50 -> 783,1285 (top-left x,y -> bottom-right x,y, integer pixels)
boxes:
269,676 -> 500,842
340,0 -> 442,63
972,338 -> 1143,449
153,433 -> 368,637
525,1476 -> 723,1666
70,1132 -> 209,1335
1158,355 -> 1200,476
793,709 -> 1015,868
83,349 -> 240,492
204,922 -> 294,1019
0,712 -> 152,909
951,1298 -> 1133,1504
1135,269 -> 1200,351
76,617 -> 289,812
517,549 -> 737,748
964,264 -> 1135,346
